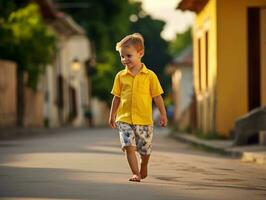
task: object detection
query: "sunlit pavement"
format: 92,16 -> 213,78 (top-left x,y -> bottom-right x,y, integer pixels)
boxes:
0,127 -> 266,200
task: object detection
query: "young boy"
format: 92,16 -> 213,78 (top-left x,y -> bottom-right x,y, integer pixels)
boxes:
109,33 -> 167,182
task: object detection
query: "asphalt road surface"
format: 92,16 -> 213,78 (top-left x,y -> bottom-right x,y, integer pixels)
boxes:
0,128 -> 266,200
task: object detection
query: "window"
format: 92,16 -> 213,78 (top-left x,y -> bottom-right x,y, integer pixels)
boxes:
198,38 -> 202,92
205,31 -> 209,90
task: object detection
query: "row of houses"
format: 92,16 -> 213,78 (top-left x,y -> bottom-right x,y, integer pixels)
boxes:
170,0 -> 266,141
0,0 -> 109,128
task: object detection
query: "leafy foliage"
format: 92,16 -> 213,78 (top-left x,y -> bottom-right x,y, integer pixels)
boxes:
55,0 -> 172,103
0,1 -> 56,126
168,27 -> 192,56
0,2 -> 56,90
131,15 -> 171,93
55,0 -> 139,103
0,0 -> 30,19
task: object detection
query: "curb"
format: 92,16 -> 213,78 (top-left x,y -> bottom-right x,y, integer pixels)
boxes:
172,132 -> 242,158
171,132 -> 266,165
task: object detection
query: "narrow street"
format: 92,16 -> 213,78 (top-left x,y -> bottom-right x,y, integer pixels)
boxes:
0,128 -> 266,200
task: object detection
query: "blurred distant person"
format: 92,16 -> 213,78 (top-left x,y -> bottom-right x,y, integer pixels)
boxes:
109,33 -> 167,182
167,104 -> 174,125
152,107 -> 161,126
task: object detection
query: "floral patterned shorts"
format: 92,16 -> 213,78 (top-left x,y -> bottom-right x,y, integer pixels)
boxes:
116,122 -> 153,155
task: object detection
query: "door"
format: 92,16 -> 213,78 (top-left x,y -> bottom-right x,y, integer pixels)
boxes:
261,8 -> 266,105
248,8 -> 261,111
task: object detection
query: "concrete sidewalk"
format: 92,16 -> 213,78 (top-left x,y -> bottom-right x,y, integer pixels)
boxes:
172,132 -> 266,165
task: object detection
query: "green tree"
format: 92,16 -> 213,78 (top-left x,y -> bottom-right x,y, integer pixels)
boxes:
168,27 -> 192,56
131,15 -> 171,92
0,3 -> 56,126
55,0 -> 140,103
55,0 -> 172,103
55,0 -> 137,55
0,0 -> 29,19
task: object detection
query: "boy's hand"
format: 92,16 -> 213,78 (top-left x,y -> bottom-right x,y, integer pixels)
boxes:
109,96 -> 120,128
159,115 -> 168,127
109,115 -> 116,128
153,95 -> 167,127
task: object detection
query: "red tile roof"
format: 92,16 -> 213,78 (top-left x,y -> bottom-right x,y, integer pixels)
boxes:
177,0 -> 209,13
33,0 -> 85,35
33,0 -> 57,20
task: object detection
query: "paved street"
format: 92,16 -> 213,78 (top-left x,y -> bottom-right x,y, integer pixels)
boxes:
0,128 -> 266,200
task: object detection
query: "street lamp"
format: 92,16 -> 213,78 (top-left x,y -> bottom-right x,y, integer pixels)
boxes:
71,58 -> 81,72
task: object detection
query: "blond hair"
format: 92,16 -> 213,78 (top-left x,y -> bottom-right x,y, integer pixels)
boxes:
115,33 -> 144,52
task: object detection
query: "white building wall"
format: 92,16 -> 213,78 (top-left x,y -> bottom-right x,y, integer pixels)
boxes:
43,65 -> 59,127
65,35 -> 91,126
43,34 -> 92,127
179,66 -> 193,116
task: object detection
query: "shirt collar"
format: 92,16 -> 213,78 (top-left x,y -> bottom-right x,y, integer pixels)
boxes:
121,63 -> 148,76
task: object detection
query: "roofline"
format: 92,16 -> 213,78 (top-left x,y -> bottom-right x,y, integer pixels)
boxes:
177,0 -> 209,13
34,0 -> 57,19
33,0 -> 85,35
56,12 -> 85,35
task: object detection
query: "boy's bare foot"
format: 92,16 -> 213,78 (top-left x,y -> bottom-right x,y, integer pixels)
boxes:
140,155 -> 150,179
129,174 -> 141,182
140,164 -> 148,179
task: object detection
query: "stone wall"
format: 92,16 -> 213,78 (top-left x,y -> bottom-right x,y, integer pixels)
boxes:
91,97 -> 109,126
0,60 -> 17,127
24,87 -> 44,127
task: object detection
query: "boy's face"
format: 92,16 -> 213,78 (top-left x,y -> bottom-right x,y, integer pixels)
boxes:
119,45 -> 143,69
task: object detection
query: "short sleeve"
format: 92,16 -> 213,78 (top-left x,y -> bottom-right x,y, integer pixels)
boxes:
150,71 -> 164,97
111,73 -> 121,97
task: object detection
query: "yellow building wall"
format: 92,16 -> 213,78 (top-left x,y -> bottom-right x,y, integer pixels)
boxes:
193,0 -> 217,133
216,0 -> 266,135
192,0 -> 266,135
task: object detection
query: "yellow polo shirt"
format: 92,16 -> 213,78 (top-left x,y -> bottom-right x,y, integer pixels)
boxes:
111,64 -> 163,125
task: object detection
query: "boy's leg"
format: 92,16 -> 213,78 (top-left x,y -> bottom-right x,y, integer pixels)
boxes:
124,146 -> 141,182
140,154 -> 150,179
116,122 -> 140,181
134,124 -> 153,180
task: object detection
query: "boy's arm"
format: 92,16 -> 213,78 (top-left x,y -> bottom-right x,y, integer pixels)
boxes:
109,96 -> 121,128
153,95 -> 167,127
